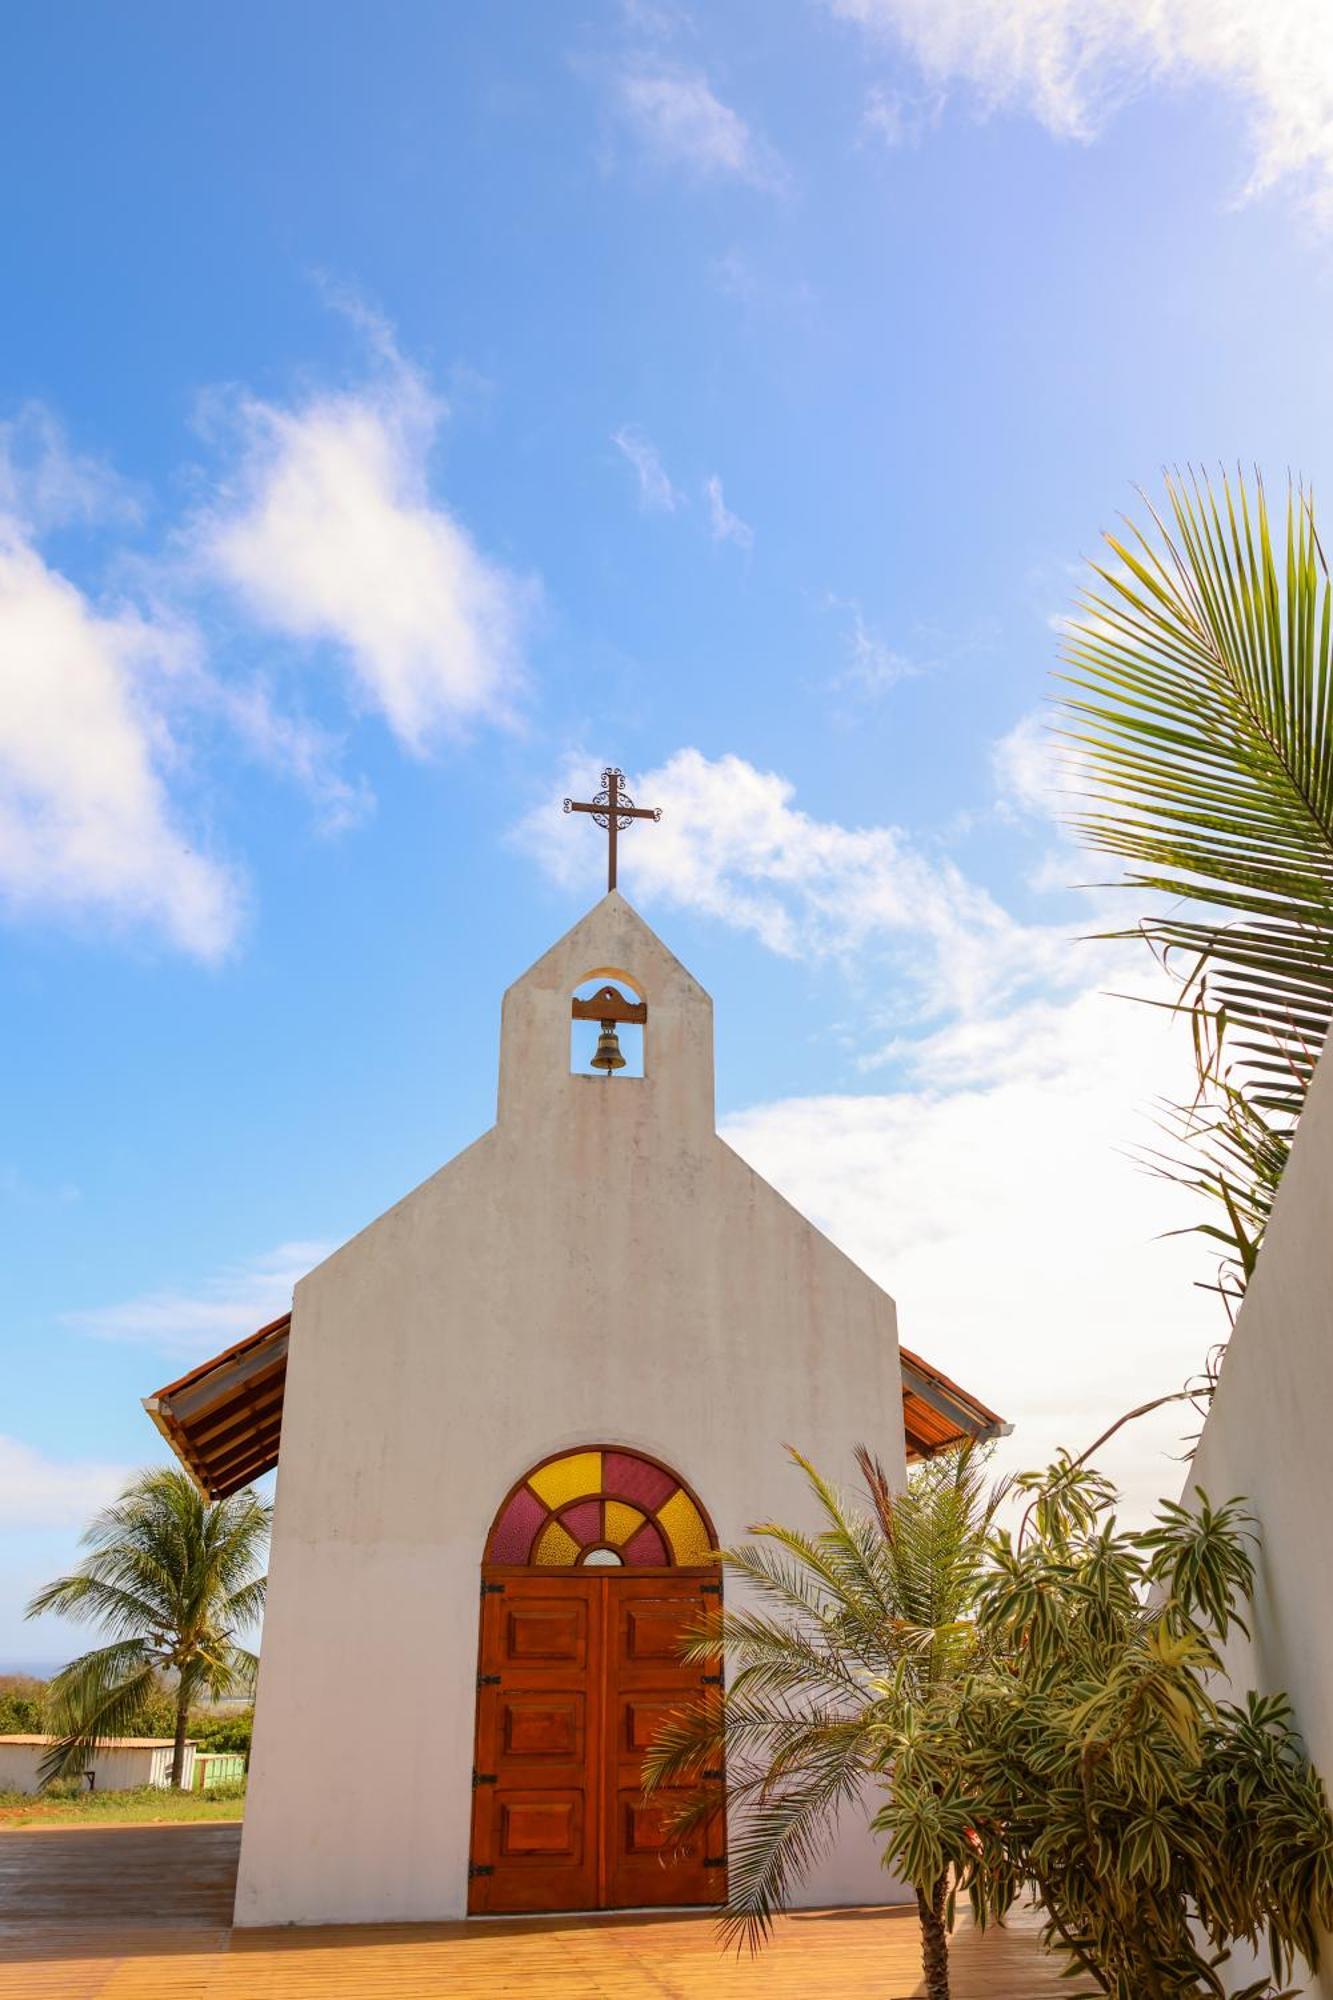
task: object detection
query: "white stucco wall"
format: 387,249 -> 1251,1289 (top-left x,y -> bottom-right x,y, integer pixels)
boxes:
1186,1037 -> 1333,1998
0,1738 -> 194,1792
235,894 -> 910,1926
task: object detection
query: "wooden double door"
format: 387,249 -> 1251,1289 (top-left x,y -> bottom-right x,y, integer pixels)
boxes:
468,1569 -> 725,1914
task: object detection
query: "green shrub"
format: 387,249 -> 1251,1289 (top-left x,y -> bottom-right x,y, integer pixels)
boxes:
199,1777 -> 247,1801
189,1706 -> 252,1755
0,1674 -> 47,1734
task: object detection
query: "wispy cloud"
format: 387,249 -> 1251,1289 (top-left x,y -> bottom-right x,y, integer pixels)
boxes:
526,746 -> 1077,1023
0,1436 -> 131,1531
830,600 -> 923,699
612,425 -> 684,512
724,978 -> 1213,1523
192,321 -> 533,753
703,474 -> 753,550
0,416 -> 243,961
612,64 -> 786,190
825,0 -> 1333,220
66,1240 -> 332,1358
860,80 -> 945,149
527,741 -> 1210,1515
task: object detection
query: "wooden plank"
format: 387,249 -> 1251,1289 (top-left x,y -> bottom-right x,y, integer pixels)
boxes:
0,1823 -> 1067,1999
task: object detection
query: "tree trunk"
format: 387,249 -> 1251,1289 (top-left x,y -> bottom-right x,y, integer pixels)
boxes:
915,1873 -> 951,2000
170,1686 -> 190,1789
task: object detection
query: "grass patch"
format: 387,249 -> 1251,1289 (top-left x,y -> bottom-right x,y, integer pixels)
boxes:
0,1780 -> 246,1828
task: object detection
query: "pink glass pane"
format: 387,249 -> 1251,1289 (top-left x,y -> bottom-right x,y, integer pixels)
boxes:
604,1451 -> 675,1512
622,1521 -> 668,1567
561,1499 -> 602,1547
488,1486 -> 545,1564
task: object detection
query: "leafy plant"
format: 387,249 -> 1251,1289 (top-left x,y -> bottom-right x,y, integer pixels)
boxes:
26,1467 -> 270,1787
0,1674 -> 46,1735
886,1457 -> 1333,1998
651,1447 -> 1333,2000
1060,470 -> 1333,1301
644,1443 -> 1008,2000
188,1706 -> 253,1756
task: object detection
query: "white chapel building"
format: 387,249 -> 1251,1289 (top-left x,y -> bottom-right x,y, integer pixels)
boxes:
146,882 -> 1006,1927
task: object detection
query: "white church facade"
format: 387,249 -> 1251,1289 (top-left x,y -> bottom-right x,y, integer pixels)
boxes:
146,882 -> 1006,1927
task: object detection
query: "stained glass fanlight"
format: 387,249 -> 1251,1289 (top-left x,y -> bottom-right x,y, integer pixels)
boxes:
485,1448 -> 716,1568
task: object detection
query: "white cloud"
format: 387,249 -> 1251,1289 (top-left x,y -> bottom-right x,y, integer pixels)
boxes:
193,333 -> 531,753
861,81 -> 945,148
210,679 -> 373,836
0,1437 -> 131,1531
613,64 -> 786,189
831,601 -> 923,698
529,747 -> 1076,1022
0,428 -> 242,961
824,0 -> 1333,218
725,978 -> 1218,1523
0,405 -> 140,533
66,1240 -> 332,1358
704,474 -> 754,550
612,426 -> 684,512
528,742 -> 1228,1515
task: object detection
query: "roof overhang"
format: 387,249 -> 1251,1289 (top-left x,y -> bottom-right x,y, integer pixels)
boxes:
144,1314 -> 290,1501
899,1345 -> 1011,1459
145,1319 -> 1008,1498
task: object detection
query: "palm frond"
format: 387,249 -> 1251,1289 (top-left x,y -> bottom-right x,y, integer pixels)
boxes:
1059,467 -> 1333,1295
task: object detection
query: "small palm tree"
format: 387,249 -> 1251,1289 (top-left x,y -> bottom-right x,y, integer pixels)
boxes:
26,1467 -> 270,1787
644,1444 -> 1007,2000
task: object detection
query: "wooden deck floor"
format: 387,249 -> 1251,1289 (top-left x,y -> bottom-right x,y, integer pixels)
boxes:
0,1823 -> 1066,1999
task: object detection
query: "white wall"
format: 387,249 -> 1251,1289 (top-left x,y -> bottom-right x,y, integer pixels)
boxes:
0,1739 -> 194,1792
236,894 -> 909,1926
1186,1039 -> 1333,1998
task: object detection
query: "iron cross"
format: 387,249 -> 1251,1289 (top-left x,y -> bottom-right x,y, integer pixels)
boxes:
563,767 -> 662,892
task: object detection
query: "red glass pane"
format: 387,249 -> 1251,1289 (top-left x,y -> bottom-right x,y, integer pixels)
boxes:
622,1521 -> 668,1566
604,1451 -> 675,1512
560,1499 -> 601,1547
488,1485 -> 545,1564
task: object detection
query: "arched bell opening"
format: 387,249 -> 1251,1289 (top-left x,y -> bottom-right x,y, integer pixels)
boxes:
569,970 -> 646,1080
470,1445 -> 726,1917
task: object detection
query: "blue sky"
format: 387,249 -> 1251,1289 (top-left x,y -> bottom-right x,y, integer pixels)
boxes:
4,0 -> 1333,1664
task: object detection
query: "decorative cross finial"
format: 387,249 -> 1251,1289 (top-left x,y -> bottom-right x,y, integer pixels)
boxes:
563,766 -> 662,892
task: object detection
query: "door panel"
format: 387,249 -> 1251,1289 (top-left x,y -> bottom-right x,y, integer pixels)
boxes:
603,1576 -> 725,1910
469,1570 -> 724,1915
470,1578 -> 601,1914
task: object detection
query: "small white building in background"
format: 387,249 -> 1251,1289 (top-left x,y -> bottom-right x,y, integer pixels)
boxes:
0,1735 -> 197,1793
145,890 -> 1008,1929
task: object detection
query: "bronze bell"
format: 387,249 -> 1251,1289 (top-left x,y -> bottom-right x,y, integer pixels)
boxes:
590,1019 -> 626,1075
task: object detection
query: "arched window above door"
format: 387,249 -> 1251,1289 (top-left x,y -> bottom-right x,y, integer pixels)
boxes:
485,1447 -> 716,1568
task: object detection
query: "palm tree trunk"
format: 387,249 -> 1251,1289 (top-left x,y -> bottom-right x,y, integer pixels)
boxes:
170,1686 -> 190,1789
915,1873 -> 951,2000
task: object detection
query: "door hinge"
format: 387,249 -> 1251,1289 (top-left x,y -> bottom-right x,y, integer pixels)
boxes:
699,1582 -> 722,1596
477,1673 -> 501,1689
469,1863 -> 494,1879
472,1770 -> 498,1788
704,1855 -> 727,1869
481,1580 -> 504,1597
701,1673 -> 723,1686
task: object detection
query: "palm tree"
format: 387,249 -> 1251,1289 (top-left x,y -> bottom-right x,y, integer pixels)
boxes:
644,1444 -> 1007,2000
26,1467 -> 270,1787
1060,470 -> 1333,1302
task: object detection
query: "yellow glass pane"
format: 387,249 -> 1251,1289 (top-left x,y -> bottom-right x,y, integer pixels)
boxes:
533,1520 -> 581,1566
529,1451 -> 602,1510
658,1489 -> 712,1565
605,1501 -> 645,1546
